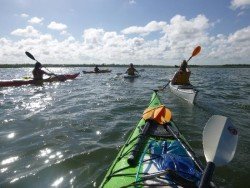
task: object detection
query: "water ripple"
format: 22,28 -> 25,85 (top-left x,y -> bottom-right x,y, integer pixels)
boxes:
0,67 -> 249,187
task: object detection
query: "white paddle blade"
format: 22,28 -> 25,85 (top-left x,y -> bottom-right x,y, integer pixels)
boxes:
203,115 -> 238,166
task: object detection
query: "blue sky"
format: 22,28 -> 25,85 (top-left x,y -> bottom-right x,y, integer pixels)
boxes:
0,0 -> 249,65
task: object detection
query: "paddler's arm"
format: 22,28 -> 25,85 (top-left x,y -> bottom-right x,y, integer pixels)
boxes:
43,70 -> 57,77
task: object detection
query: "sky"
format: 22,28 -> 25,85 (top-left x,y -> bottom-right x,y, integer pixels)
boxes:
0,0 -> 250,65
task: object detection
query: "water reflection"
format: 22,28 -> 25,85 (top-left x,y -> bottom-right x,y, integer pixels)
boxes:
0,168 -> 8,173
10,177 -> 19,183
51,177 -> 64,187
38,148 -> 52,157
7,132 -> 15,139
21,93 -> 53,112
70,177 -> 75,184
1,156 -> 19,165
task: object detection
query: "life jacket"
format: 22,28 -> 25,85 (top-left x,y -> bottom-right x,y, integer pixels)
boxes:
127,67 -> 136,75
173,71 -> 190,85
32,68 -> 45,80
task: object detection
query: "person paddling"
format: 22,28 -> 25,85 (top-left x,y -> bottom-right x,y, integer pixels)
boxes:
32,62 -> 56,81
94,65 -> 100,73
171,60 -> 191,85
126,63 -> 138,76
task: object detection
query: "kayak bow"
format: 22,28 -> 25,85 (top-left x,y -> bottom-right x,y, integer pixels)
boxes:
100,90 -> 204,187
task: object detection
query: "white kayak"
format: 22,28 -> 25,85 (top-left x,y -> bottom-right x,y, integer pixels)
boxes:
123,73 -> 140,78
169,82 -> 198,104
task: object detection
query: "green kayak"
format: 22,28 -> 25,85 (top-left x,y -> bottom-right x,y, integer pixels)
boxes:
100,90 -> 205,187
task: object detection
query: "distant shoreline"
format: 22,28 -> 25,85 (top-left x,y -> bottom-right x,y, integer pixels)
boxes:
0,64 -> 249,68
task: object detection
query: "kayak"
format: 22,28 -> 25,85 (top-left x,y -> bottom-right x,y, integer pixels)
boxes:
0,73 -> 80,87
169,82 -> 198,104
123,73 -> 140,78
100,90 -> 204,187
82,70 -> 111,74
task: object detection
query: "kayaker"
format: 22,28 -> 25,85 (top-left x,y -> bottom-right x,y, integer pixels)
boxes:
171,60 -> 191,85
94,65 -> 100,73
125,63 -> 138,76
32,62 -> 56,80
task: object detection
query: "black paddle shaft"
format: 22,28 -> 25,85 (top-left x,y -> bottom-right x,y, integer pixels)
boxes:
127,121 -> 150,166
199,162 -> 215,188
164,123 -> 204,172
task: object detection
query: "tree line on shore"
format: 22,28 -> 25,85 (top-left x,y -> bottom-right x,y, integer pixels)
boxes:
0,64 -> 249,68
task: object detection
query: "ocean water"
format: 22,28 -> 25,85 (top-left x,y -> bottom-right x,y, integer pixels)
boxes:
0,67 -> 249,187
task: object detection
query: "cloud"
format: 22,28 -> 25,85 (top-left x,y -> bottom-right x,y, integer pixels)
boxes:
122,21 -> 167,36
20,13 -> 29,18
228,26 -> 250,42
83,28 -> 105,46
129,0 -> 136,5
47,21 -> 67,30
230,0 -> 250,9
60,30 -> 72,37
237,11 -> 245,16
169,14 -> 209,36
11,26 -> 40,38
28,17 -> 44,24
2,14 -> 250,65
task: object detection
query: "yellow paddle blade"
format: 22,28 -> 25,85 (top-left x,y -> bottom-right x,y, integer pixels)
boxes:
142,106 -> 161,120
154,106 -> 171,124
142,105 -> 172,124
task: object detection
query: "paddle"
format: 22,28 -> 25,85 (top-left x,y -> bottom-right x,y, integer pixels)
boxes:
25,51 -> 64,80
163,122 -> 204,172
160,46 -> 201,90
127,121 -> 150,166
199,115 -> 238,188
159,80 -> 170,91
25,51 -> 56,75
187,46 -> 201,62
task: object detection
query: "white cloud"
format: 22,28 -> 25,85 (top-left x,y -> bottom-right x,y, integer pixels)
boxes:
230,0 -> 250,9
20,13 -> 29,18
129,0 -> 136,5
237,11 -> 245,16
228,26 -> 250,42
11,26 -> 40,38
122,21 -> 167,36
207,26 -> 250,61
60,30 -> 71,36
47,21 -> 67,30
1,14 -> 250,65
28,17 -> 44,24
83,28 -> 106,48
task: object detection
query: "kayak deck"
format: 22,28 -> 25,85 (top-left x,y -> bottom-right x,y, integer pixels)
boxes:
100,91 -> 203,187
123,73 -> 140,78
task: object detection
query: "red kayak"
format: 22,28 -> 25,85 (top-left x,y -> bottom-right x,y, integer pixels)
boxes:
0,73 -> 80,87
